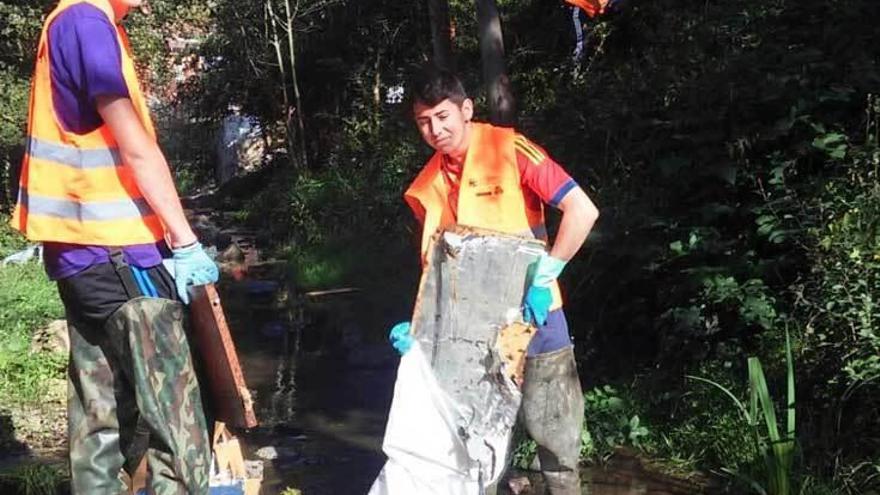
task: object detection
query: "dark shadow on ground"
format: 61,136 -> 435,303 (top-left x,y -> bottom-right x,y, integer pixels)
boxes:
0,414 -> 28,456
0,416 -> 69,495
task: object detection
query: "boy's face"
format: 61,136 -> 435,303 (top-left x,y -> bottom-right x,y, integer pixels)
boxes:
413,98 -> 474,157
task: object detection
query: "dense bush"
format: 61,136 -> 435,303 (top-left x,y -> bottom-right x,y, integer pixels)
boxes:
501,0 -> 880,490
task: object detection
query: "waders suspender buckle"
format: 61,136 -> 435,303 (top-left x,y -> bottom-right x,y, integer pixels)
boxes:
109,248 -> 142,299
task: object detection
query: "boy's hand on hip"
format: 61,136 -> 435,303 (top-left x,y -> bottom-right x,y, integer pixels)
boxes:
523,253 -> 567,327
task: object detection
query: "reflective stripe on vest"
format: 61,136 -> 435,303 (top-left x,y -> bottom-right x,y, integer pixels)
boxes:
18,188 -> 153,221
405,122 -> 564,310
10,0 -> 163,245
27,137 -> 122,169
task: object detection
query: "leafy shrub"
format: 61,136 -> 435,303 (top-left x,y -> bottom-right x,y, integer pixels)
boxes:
583,385 -> 650,459
0,246 -> 65,405
0,462 -> 67,495
513,384 -> 650,469
0,214 -> 26,258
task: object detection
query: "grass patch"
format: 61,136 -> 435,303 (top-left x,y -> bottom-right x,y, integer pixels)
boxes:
283,233 -> 422,342
0,217 -> 65,406
284,234 -> 419,292
0,462 -> 68,495
286,243 -> 354,290
0,262 -> 66,405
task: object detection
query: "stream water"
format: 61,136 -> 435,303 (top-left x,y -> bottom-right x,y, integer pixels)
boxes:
220,274 -> 394,494
221,265 -> 706,495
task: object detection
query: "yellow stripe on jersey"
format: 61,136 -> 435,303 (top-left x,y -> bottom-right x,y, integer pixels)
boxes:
514,135 -> 546,165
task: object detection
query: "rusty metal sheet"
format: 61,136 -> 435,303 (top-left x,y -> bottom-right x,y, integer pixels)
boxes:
497,321 -> 536,386
411,225 -> 543,476
190,284 -> 258,429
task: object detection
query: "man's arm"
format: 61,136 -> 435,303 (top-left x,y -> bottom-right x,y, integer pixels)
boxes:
549,186 -> 599,261
96,95 -> 197,248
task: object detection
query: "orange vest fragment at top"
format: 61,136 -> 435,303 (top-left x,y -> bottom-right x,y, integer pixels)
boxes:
566,0 -> 610,18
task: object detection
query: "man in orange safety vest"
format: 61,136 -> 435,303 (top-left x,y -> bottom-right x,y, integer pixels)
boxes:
12,0 -> 217,492
390,66 -> 600,495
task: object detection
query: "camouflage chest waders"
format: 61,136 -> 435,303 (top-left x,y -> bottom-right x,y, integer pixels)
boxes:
59,252 -> 210,494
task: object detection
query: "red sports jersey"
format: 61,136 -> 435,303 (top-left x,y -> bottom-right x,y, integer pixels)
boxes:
439,133 -> 578,219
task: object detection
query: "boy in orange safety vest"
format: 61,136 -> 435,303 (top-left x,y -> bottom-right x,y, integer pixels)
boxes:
390,66 -> 600,495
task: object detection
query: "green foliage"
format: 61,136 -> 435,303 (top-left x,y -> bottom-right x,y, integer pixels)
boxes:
689,329 -> 796,495
659,404 -> 759,476
285,242 -> 354,290
498,0 -> 879,489
172,161 -> 211,197
0,219 -> 65,405
0,260 -> 66,404
665,275 -> 779,338
510,435 -> 536,470
125,1 -> 215,90
0,68 -> 29,160
0,213 -> 26,258
0,1 -> 51,70
238,113 -> 419,246
512,385 -> 646,469
0,1 -> 50,209
0,462 -> 66,495
583,385 -> 650,459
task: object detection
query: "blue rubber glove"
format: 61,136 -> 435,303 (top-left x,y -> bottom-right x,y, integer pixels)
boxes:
523,253 -> 567,326
171,242 -> 219,304
389,321 -> 414,355
523,285 -> 553,326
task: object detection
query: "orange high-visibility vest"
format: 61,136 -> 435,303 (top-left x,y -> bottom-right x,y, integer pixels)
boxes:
405,122 -> 563,310
10,0 -> 164,246
566,0 -> 609,18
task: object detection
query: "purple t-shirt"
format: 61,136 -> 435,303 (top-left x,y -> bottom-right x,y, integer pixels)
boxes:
42,3 -> 163,280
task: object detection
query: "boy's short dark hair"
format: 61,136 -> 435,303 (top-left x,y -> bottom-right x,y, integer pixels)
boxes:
409,64 -> 468,107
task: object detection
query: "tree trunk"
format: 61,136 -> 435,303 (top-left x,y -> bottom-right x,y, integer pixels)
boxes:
427,0 -> 454,70
284,0 -> 309,169
266,0 -> 290,110
475,0 -> 516,126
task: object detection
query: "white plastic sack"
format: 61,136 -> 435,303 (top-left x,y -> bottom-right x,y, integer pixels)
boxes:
368,342 -> 511,495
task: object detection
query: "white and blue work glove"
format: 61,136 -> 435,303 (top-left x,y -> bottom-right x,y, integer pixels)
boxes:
172,242 -> 219,304
389,321 -> 414,355
523,253 -> 567,326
